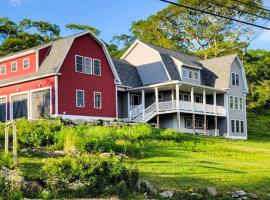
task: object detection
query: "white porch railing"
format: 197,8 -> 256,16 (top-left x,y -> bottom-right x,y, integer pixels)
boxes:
129,100 -> 226,122
181,128 -> 219,136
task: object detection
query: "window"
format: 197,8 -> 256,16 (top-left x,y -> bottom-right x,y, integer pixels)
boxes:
185,118 -> 192,128
194,71 -> 199,80
75,56 -> 84,73
231,120 -> 235,132
232,73 -> 239,86
183,69 -> 187,78
153,93 -> 163,101
230,96 -> 234,109
183,94 -> 190,101
236,120 -> 240,132
195,95 -> 202,103
188,70 -> 193,79
234,97 -> 238,110
93,59 -> 101,76
0,65 -> 6,75
76,90 -> 85,107
23,58 -> 29,69
240,121 -> 244,133
11,62 -> 17,72
197,119 -> 203,129
239,98 -> 243,110
94,92 -> 102,109
84,57 -> 92,74
131,94 -> 141,106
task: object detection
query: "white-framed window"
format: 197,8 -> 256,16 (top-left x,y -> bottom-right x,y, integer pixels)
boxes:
23,58 -> 29,69
84,57 -> 92,74
230,96 -> 234,109
11,62 -> 17,72
232,73 -> 239,86
185,118 -> 192,128
239,98 -> 243,110
196,119 -> 203,129
188,70 -> 193,79
240,121 -> 244,133
76,90 -> 85,108
195,95 -> 202,103
183,69 -> 187,78
131,94 -> 141,106
183,93 -> 190,101
75,55 -> 84,73
234,97 -> 239,110
236,120 -> 240,132
94,92 -> 102,109
231,120 -> 235,132
0,65 -> 6,75
93,59 -> 101,76
194,71 -> 199,80
153,93 -> 163,101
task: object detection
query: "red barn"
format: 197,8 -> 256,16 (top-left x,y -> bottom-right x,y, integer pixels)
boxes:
0,32 -> 121,121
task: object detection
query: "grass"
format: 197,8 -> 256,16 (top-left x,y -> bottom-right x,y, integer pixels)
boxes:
127,136 -> 270,198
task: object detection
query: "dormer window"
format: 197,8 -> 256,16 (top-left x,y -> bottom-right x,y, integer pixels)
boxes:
194,71 -> 199,80
11,62 -> 17,72
188,70 -> 193,79
183,69 -> 187,78
0,65 -> 6,75
23,58 -> 29,69
232,73 -> 239,86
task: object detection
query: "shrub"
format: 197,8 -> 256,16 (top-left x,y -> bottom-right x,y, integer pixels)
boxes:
0,153 -> 14,169
0,174 -> 23,200
16,118 -> 63,148
41,154 -> 138,198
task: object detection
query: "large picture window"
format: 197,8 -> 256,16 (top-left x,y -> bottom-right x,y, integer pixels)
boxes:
76,90 -> 85,107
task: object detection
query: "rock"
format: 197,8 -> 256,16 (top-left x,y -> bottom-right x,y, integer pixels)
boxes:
23,181 -> 43,193
231,190 -> 247,198
137,180 -> 158,196
160,191 -> 174,198
191,192 -> 203,199
207,186 -> 217,197
248,193 -> 258,199
116,153 -> 129,159
100,152 -> 111,157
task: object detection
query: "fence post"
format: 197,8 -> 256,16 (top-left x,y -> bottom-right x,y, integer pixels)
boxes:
5,124 -> 9,154
13,121 -> 17,166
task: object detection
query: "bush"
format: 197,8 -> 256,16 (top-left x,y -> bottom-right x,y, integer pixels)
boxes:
0,153 -> 14,169
0,174 -> 23,200
41,154 -> 138,198
16,118 -> 63,148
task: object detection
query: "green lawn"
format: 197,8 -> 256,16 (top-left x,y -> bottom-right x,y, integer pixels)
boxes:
127,137 -> 270,198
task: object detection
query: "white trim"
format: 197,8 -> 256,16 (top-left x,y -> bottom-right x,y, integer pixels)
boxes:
10,91 -> 29,120
55,114 -> 115,121
36,51 -> 39,72
23,58 -> 30,69
115,85 -> 118,118
55,75 -> 58,115
29,87 -> 52,119
0,65 -> 6,75
0,95 -> 8,121
93,58 -> 101,76
0,50 -> 35,63
0,73 -> 60,88
75,55 -> 84,73
11,61 -> 17,72
93,91 -> 102,109
76,89 -> 85,108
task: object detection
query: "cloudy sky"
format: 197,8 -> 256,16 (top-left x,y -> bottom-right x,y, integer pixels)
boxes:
1,0 -> 270,50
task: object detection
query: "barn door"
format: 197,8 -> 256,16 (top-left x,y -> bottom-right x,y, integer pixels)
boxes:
12,93 -> 28,119
31,89 -> 51,119
0,97 -> 7,122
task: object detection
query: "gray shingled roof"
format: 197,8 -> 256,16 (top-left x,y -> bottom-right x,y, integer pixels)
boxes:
200,54 -> 237,89
160,53 -> 181,80
113,59 -> 142,88
0,32 -> 87,87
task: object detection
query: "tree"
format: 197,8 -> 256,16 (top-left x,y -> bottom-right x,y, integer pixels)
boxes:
115,0 -> 268,59
65,23 -> 101,36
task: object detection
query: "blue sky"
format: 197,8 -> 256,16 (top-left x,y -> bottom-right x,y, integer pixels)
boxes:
1,0 -> 270,50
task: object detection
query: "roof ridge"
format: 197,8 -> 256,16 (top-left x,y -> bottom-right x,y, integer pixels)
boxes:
202,54 -> 238,62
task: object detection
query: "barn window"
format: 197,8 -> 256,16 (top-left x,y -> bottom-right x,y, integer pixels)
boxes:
94,92 -> 102,109
31,89 -> 51,119
0,65 -> 6,75
23,58 -> 29,69
93,59 -> 101,76
11,62 -> 17,72
84,57 -> 92,74
76,90 -> 85,108
75,55 -> 84,73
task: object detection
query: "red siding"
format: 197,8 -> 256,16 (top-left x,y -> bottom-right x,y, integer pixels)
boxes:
0,53 -> 37,80
58,35 -> 116,118
0,76 -> 56,120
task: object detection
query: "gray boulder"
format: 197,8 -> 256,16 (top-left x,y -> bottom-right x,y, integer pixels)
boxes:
160,191 -> 174,198
137,179 -> 158,196
248,193 -> 258,199
231,190 -> 247,198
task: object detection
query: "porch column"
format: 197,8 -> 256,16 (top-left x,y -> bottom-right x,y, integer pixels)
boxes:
191,87 -> 194,112
142,90 -> 145,121
176,84 -> 180,131
176,84 -> 180,109
5,125 -> 9,154
215,116 -> 218,136
203,89 -> 206,113
204,114 -> 207,136
127,92 -> 131,120
213,91 -> 217,114
155,87 -> 159,112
